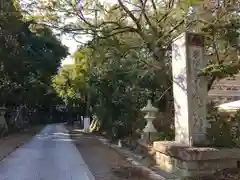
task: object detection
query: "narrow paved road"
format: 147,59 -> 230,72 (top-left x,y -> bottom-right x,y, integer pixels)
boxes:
0,124 -> 95,180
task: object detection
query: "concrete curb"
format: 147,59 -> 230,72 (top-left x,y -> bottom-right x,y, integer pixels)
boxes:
96,136 -> 180,180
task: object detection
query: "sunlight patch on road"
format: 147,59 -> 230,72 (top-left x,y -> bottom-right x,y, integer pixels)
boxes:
52,138 -> 74,142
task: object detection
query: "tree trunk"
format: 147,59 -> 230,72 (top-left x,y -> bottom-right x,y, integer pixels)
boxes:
0,112 -> 8,137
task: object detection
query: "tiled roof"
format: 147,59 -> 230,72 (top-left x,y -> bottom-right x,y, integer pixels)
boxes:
208,90 -> 240,96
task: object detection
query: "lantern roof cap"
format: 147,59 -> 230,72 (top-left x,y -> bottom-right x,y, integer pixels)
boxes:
141,100 -> 158,112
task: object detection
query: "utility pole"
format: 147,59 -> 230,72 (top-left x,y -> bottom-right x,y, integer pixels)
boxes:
85,0 -> 98,119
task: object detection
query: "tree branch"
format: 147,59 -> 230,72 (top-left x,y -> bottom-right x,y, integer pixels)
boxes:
98,28 -> 138,39
151,0 -> 157,13
208,76 -> 216,91
118,0 -> 142,34
139,0 -> 158,35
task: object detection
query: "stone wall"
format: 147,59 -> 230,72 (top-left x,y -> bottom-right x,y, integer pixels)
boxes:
153,141 -> 240,179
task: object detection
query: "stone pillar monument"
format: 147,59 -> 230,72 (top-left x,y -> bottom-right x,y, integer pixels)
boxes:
84,117 -> 90,132
172,32 -> 208,146
152,32 -> 240,178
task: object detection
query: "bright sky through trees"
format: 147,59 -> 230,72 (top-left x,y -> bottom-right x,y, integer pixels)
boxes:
61,35 -> 88,65
61,0 -> 116,65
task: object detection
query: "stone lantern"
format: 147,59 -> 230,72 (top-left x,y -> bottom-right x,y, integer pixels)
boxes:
141,100 -> 158,143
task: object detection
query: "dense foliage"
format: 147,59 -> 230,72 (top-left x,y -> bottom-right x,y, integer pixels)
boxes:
207,103 -> 240,147
0,0 -> 68,134
25,0 -> 240,141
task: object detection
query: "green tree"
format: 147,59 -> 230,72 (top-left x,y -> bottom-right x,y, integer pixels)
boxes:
25,0 -> 239,139
52,48 -> 88,106
0,0 -> 68,133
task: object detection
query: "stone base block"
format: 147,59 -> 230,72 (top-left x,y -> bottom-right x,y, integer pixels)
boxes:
137,140 -> 155,156
153,141 -> 240,178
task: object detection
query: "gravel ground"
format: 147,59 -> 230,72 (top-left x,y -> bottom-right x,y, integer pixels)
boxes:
199,168 -> 240,180
68,127 -> 240,180
68,128 -> 152,180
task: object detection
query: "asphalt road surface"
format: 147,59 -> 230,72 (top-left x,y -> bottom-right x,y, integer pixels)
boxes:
0,124 -> 95,180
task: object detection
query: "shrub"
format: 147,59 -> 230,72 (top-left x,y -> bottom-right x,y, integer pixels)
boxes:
207,102 -> 240,148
